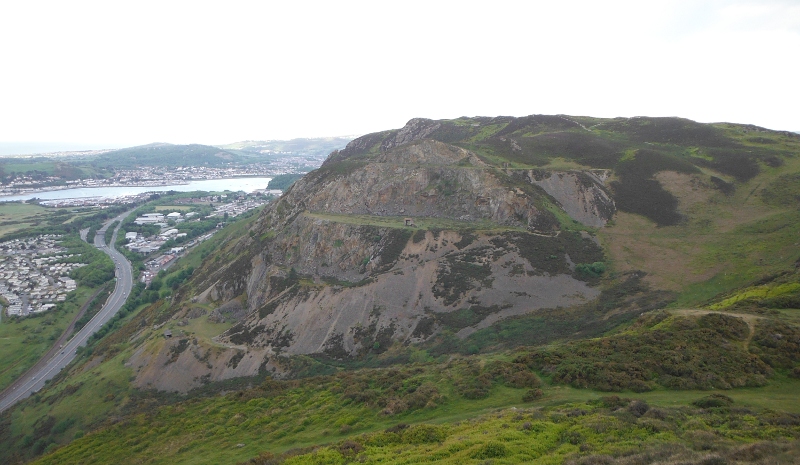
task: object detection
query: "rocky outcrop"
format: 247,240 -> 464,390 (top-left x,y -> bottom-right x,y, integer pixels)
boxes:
329,118 -> 443,164
127,333 -> 272,392
520,170 -> 615,227
380,118 -> 442,151
220,229 -> 599,357
186,140 -> 610,360
130,137 -> 617,390
263,140 -> 561,232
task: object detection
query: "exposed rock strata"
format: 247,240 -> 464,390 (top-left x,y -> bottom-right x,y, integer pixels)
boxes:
130,137 -> 616,391
522,170 -> 615,227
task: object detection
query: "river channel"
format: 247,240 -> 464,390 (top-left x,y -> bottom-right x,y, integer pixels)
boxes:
0,177 -> 273,202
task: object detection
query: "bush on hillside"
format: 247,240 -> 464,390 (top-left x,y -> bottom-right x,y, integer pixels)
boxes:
516,314 -> 771,391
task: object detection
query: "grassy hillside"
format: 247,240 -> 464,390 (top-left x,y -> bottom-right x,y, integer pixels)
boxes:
2,115 -> 800,464
19,308 -> 800,464
87,143 -> 242,169
5,242 -> 800,463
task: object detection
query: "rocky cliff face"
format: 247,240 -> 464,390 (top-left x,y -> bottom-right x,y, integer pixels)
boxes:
522,170 -> 615,228
121,115 -> 800,391
268,140 -> 559,229
130,133 -> 618,390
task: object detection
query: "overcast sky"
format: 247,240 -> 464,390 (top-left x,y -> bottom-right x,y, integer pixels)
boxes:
1,0 -> 797,151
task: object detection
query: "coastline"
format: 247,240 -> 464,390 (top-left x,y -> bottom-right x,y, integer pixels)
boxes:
0,175 -> 280,199
0,176 -> 275,202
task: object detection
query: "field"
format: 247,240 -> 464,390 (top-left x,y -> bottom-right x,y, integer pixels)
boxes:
154,205 -> 194,212
0,289 -> 90,392
0,203 -> 52,237
0,203 -> 107,240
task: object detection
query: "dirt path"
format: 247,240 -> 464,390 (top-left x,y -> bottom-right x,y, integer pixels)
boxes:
557,115 -> 593,132
668,308 -> 762,349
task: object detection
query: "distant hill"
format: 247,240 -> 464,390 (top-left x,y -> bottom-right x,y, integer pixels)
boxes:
0,137 -> 354,181
87,143 -> 243,168
217,136 -> 354,158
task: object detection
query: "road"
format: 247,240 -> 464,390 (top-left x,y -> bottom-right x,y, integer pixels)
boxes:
0,212 -> 134,412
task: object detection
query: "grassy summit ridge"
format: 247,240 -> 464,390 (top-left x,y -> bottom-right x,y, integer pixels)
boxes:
328,115 -> 799,226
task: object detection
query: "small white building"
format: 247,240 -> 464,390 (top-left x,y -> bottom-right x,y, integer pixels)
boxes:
166,212 -> 182,219
125,232 -> 138,240
134,213 -> 165,225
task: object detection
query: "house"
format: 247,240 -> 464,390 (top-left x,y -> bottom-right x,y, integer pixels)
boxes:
404,218 -> 416,227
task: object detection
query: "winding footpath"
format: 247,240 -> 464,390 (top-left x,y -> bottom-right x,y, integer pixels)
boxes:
0,212 -> 134,412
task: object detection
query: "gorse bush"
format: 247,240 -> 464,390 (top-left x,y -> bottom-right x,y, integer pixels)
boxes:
516,313 -> 772,391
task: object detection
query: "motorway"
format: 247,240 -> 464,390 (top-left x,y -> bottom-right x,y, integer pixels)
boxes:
0,212 -> 134,412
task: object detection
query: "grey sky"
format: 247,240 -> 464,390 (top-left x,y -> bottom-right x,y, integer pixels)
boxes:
1,0 -> 797,149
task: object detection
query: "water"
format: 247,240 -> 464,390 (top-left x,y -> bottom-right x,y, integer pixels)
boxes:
0,177 -> 273,202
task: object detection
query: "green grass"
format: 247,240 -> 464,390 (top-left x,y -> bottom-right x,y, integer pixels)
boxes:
169,307 -> 233,340
464,123 -> 506,143
153,205 -> 194,212
0,203 -> 51,237
274,398 -> 800,465
672,210 -> 800,307
0,203 -> 110,240
6,298 -> 800,465
0,209 -> 269,462
25,355 -> 800,465
520,312 -> 773,392
304,212 -> 525,232
1,347 -> 137,460
0,287 -> 96,392
709,283 -> 800,310
1,161 -> 59,175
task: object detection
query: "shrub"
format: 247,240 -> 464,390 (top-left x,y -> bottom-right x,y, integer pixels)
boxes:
710,176 -> 735,195
338,440 -> 363,457
628,400 -> 650,417
523,389 -> 543,402
472,441 -> 508,459
692,394 -> 734,409
575,262 -> 606,278
749,320 -> 800,370
517,315 -> 771,391
402,424 -> 447,444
